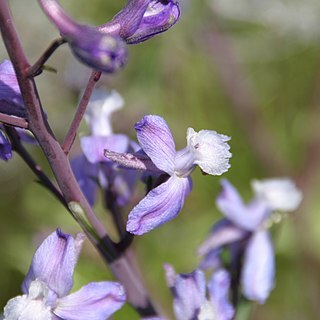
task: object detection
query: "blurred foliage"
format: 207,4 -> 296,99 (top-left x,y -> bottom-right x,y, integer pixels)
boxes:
1,0 -> 320,319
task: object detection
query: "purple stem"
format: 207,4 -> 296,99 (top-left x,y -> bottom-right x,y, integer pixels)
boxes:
62,70 -> 101,155
0,1 -> 158,315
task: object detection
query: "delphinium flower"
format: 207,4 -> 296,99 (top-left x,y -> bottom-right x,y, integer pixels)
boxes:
164,264 -> 234,320
38,0 -> 180,72
3,229 -> 126,320
198,178 -> 302,303
71,88 -> 138,207
99,0 -> 180,45
105,115 -> 232,235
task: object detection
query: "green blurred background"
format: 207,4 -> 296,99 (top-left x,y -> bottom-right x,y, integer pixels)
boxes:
1,0 -> 320,319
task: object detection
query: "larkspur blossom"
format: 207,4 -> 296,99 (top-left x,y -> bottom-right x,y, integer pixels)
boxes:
198,178 -> 302,303
38,0 -> 127,73
99,0 -> 180,44
38,0 -> 180,72
105,115 -> 232,235
3,229 -> 126,320
164,264 -> 234,320
71,89 -> 138,207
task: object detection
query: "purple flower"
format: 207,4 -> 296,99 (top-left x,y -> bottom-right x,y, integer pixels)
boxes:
105,115 -> 231,235
3,229 -> 126,320
39,0 -> 127,73
198,178 -> 302,303
0,129 -> 12,161
99,0 -> 180,44
164,264 -> 234,320
71,89 -> 138,207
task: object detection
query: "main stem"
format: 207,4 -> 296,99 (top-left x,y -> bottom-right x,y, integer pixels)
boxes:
0,1 -> 158,316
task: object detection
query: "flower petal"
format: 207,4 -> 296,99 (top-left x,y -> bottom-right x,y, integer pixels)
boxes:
208,269 -> 234,320
251,178 -> 303,212
127,175 -> 192,235
186,128 -> 231,175
0,130 -> 12,161
216,179 -> 270,230
0,60 -> 24,108
198,219 -> 247,257
135,115 -> 176,175
84,89 -> 124,136
125,0 -> 181,44
71,155 -> 99,206
164,264 -> 206,320
81,134 -> 130,164
54,282 -> 126,320
39,0 -> 127,73
241,230 -> 275,303
22,230 -> 85,298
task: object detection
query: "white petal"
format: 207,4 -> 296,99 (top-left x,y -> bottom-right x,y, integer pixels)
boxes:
84,89 -> 124,136
186,128 -> 231,175
251,178 -> 302,211
4,281 -> 53,320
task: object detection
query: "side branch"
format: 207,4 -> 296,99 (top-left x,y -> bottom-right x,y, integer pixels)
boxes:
0,112 -> 28,128
62,70 -> 101,154
27,37 -> 67,77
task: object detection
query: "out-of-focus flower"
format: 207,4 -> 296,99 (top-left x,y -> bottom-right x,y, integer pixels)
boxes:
198,178 -> 302,303
38,0 -> 127,73
99,0 -> 180,44
3,229 -> 126,320
164,264 -> 234,320
211,0 -> 320,42
71,89 -> 138,207
105,115 -> 232,235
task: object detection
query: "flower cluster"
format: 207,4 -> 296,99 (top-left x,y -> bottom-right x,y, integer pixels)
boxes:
198,178 -> 302,303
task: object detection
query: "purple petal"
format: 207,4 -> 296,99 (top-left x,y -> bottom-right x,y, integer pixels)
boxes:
39,0 -> 127,73
198,219 -> 247,257
99,0 -> 180,45
22,229 -> 85,298
125,0 -> 180,44
135,115 -> 176,175
100,0 -> 149,38
241,230 -> 275,304
0,130 -> 12,161
81,134 -> 130,164
71,155 -> 99,206
164,264 -> 206,320
208,269 -> 234,320
127,175 -> 192,235
54,282 -> 126,320
216,179 -> 270,230
0,60 -> 23,107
